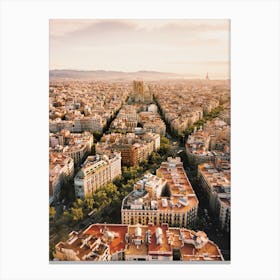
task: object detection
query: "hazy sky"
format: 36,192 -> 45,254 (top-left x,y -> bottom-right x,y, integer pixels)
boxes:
50,19 -> 230,79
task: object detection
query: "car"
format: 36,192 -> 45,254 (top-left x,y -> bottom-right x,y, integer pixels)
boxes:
88,209 -> 97,217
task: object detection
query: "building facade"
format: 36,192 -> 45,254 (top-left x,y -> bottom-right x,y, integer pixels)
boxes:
121,158 -> 198,228
95,132 -> 160,167
49,130 -> 94,166
197,161 -> 231,232
54,223 -> 224,261
74,152 -> 122,198
185,129 -> 214,165
49,152 -> 74,204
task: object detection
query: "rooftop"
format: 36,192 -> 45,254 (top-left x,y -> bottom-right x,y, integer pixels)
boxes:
148,224 -> 172,255
122,159 -> 198,213
54,223 -> 224,261
125,225 -> 148,256
84,224 -> 128,255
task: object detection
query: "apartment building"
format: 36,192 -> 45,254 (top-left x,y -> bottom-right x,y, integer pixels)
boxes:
49,130 -> 93,166
49,119 -> 74,133
153,80 -> 228,136
138,111 -> 166,136
49,152 -> 74,204
73,115 -> 105,133
74,152 -> 121,198
202,118 -> 230,151
110,105 -> 138,133
95,132 -> 160,167
121,158 -> 198,228
197,161 -> 231,232
156,157 -> 198,226
49,80 -> 129,135
185,129 -> 214,165
54,223 -> 224,261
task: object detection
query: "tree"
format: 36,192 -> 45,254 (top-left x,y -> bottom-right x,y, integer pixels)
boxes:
59,180 -> 75,203
71,207 -> 84,222
160,136 -> 170,145
113,175 -> 123,188
159,142 -> 171,156
85,197 -> 94,210
196,120 -> 205,127
49,206 -> 56,220
92,131 -> 102,141
139,159 -> 149,169
122,166 -> 138,181
102,182 -> 120,202
73,198 -> 84,209
149,152 -> 162,165
183,126 -> 195,138
61,210 -> 72,224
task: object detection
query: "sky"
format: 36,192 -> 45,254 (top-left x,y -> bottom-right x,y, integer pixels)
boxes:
50,19 -> 230,79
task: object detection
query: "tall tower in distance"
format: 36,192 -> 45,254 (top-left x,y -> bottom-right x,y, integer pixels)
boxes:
131,80 -> 152,103
205,72 -> 209,80
133,80 -> 144,102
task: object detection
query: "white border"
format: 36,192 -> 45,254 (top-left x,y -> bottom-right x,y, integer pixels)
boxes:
1,1 -> 279,280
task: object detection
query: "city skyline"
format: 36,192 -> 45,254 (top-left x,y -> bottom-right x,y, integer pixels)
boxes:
50,19 -> 230,79
49,19 -> 231,262
49,79 -> 231,261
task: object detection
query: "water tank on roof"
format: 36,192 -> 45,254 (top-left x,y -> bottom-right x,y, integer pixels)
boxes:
162,198 -> 168,208
135,226 -> 142,237
157,236 -> 163,245
156,227 -> 163,238
104,230 -> 114,240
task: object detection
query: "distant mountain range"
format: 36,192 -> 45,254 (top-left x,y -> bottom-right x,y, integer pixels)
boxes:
49,69 -> 196,81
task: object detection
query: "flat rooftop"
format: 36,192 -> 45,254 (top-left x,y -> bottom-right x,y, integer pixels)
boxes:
85,224 -> 128,255
125,225 -> 148,256
148,224 -> 172,255
55,223 -> 224,261
157,164 -> 199,209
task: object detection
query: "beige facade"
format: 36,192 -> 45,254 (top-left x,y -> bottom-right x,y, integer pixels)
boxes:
74,153 -> 121,198
49,152 -> 74,204
65,144 -> 88,166
138,111 -> 166,136
197,162 -> 230,232
122,158 -> 198,228
49,130 -> 94,166
110,105 -> 138,133
73,115 -> 105,133
49,115 -> 105,134
185,130 -> 214,165
96,132 -> 160,167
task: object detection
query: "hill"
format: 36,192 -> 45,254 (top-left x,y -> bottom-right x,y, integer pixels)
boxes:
49,69 -> 189,81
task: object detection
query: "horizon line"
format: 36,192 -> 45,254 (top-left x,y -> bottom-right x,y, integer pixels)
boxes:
49,68 -> 230,79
